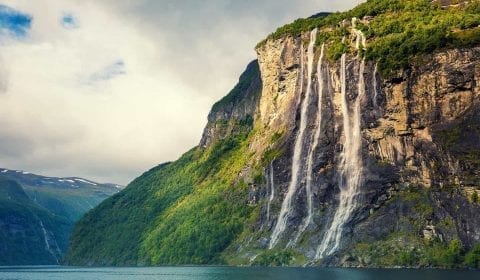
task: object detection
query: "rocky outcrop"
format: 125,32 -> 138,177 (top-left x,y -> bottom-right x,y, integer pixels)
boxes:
199,60 -> 262,148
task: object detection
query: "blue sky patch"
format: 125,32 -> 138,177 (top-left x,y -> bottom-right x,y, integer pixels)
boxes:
61,13 -> 78,29
0,5 -> 32,38
89,60 -> 126,83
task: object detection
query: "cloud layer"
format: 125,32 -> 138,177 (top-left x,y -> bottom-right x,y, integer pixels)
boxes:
0,0 -> 360,184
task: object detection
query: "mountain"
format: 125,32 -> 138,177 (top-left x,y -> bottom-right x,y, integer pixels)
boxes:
66,0 -> 480,268
0,169 -> 121,265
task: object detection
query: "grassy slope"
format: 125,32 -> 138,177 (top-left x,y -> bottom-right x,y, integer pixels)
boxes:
67,132 -> 259,265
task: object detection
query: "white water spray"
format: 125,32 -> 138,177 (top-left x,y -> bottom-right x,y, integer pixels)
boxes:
316,52 -> 366,259
292,43 -> 326,245
269,29 -> 317,249
266,162 -> 275,222
352,17 -> 367,51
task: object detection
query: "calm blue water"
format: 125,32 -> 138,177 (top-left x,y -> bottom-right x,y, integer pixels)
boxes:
0,266 -> 478,280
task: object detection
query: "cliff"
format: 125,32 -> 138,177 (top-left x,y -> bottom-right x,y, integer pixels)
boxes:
66,0 -> 480,268
200,60 -> 262,148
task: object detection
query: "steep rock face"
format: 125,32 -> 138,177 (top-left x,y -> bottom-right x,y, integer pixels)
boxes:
231,33 -> 480,265
200,60 -> 262,148
257,37 -> 301,132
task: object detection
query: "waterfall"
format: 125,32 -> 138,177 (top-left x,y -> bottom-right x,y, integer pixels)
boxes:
266,162 -> 275,222
40,221 -> 59,264
269,28 -> 317,249
316,53 -> 366,259
292,43 -> 326,245
352,17 -> 366,51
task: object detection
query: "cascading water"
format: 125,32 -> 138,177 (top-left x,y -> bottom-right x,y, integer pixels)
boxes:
316,20 -> 366,259
352,17 -> 367,51
292,43 -> 326,245
40,221 -> 59,264
266,162 -> 275,222
269,28 -> 317,249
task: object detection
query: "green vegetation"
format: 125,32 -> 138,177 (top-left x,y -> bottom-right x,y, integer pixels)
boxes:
429,239 -> 463,267
354,233 -> 480,268
252,250 -> 294,266
21,184 -> 116,223
465,244 -> 480,268
0,173 -> 118,265
472,191 -> 479,204
140,134 -> 256,264
353,185 -> 480,268
67,128 -> 261,265
257,0 -> 480,76
210,60 -> 260,114
67,57 -> 268,266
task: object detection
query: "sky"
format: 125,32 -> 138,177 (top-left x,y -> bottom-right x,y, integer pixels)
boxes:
0,0 -> 361,185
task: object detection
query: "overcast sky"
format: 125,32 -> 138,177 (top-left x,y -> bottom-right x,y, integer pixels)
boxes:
0,0 -> 361,185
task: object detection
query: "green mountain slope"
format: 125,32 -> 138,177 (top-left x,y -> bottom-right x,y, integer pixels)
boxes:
0,168 -> 121,223
0,178 -> 70,265
0,170 -> 121,265
66,60 -> 262,266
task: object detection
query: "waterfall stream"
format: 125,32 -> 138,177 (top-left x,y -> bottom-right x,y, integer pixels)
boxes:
269,28 -> 317,249
315,18 -> 367,260
292,43 -> 326,245
316,24 -> 366,257
40,221 -> 59,264
352,17 -> 367,51
266,162 -> 275,222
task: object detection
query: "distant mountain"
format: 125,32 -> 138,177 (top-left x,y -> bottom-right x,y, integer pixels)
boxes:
0,168 -> 122,265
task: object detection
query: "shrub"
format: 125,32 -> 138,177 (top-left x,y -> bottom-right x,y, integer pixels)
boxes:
472,191 -> 479,204
252,250 -> 294,266
465,244 -> 480,268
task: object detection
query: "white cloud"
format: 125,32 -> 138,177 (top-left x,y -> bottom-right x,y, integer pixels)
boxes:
0,0 -> 361,184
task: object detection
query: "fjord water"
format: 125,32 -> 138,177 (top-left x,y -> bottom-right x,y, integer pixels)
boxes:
0,267 -> 478,280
